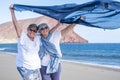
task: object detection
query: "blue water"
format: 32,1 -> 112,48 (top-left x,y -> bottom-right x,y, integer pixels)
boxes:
0,43 -> 17,53
0,43 -> 120,68
61,43 -> 120,68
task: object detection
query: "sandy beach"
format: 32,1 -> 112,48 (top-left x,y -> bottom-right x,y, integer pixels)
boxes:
0,53 -> 120,80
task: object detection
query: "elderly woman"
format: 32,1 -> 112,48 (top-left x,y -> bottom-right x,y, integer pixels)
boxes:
10,4 -> 41,80
38,22 -> 76,80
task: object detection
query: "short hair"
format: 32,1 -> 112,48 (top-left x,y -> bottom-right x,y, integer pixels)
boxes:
27,24 -> 37,31
38,23 -> 49,31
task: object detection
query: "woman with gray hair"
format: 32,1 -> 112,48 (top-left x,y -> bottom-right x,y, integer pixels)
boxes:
10,4 -> 41,80
38,22 -> 76,80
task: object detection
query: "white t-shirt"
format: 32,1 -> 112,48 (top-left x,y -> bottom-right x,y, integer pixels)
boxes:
41,31 -> 62,66
16,32 -> 41,69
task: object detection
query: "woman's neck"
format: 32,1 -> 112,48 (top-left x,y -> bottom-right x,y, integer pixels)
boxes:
29,37 -> 34,41
27,34 -> 34,41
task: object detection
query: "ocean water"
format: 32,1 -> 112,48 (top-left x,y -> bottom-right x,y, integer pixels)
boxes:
0,43 -> 120,69
61,43 -> 120,69
0,43 -> 17,54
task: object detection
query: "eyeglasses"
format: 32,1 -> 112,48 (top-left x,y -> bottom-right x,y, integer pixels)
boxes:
29,28 -> 37,33
40,27 -> 48,30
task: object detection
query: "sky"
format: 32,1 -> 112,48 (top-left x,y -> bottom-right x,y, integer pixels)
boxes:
0,0 -> 120,43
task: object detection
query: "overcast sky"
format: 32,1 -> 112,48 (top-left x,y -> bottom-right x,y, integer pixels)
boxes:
1,0 -> 120,43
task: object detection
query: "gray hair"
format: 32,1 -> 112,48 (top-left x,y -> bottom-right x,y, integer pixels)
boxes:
27,23 -> 37,31
38,23 -> 49,31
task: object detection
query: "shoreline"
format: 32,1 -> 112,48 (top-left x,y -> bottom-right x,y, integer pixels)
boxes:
62,59 -> 120,71
0,53 -> 120,80
1,52 -> 120,70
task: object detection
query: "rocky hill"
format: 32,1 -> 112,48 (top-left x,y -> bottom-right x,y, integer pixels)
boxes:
0,16 -> 88,43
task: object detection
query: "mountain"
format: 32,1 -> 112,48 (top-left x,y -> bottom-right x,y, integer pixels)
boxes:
0,16 -> 88,43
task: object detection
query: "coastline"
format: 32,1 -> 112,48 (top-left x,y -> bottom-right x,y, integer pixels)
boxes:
1,51 -> 120,70
0,53 -> 120,80
62,59 -> 120,71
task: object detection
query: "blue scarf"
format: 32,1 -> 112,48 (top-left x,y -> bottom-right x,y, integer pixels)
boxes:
14,0 -> 120,30
39,33 -> 61,73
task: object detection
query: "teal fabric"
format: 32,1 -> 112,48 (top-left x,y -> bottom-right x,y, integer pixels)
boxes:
39,33 -> 61,73
13,0 -> 120,30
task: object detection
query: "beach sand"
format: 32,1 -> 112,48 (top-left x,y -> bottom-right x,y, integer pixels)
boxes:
0,53 -> 120,80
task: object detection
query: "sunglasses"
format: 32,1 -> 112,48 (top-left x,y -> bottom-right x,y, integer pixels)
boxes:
40,27 -> 48,30
29,28 -> 37,33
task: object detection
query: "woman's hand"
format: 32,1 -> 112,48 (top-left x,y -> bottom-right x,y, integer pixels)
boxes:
9,4 -> 14,9
9,4 -> 14,13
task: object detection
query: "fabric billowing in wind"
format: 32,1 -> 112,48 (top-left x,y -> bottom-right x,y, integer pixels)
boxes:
13,0 -> 120,29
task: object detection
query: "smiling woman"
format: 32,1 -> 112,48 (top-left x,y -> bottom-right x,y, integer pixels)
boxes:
9,4 -> 41,80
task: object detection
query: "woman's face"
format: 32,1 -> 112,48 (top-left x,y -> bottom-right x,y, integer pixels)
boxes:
27,28 -> 37,39
39,26 -> 49,38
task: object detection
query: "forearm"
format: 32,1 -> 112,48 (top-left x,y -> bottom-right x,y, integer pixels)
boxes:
10,6 -> 21,37
50,21 -> 61,33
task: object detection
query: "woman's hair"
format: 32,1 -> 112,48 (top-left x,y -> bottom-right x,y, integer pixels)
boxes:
38,23 -> 49,31
27,23 -> 38,31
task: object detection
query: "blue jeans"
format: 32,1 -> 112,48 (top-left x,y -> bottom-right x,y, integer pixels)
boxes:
40,63 -> 61,80
17,67 -> 41,80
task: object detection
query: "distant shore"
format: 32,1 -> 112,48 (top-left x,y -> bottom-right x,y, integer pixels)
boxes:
0,39 -> 17,43
0,53 -> 120,80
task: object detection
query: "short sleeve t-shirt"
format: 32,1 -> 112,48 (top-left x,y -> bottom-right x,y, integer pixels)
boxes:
16,32 -> 41,69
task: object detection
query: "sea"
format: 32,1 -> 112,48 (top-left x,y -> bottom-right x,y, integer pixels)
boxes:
0,43 -> 120,69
